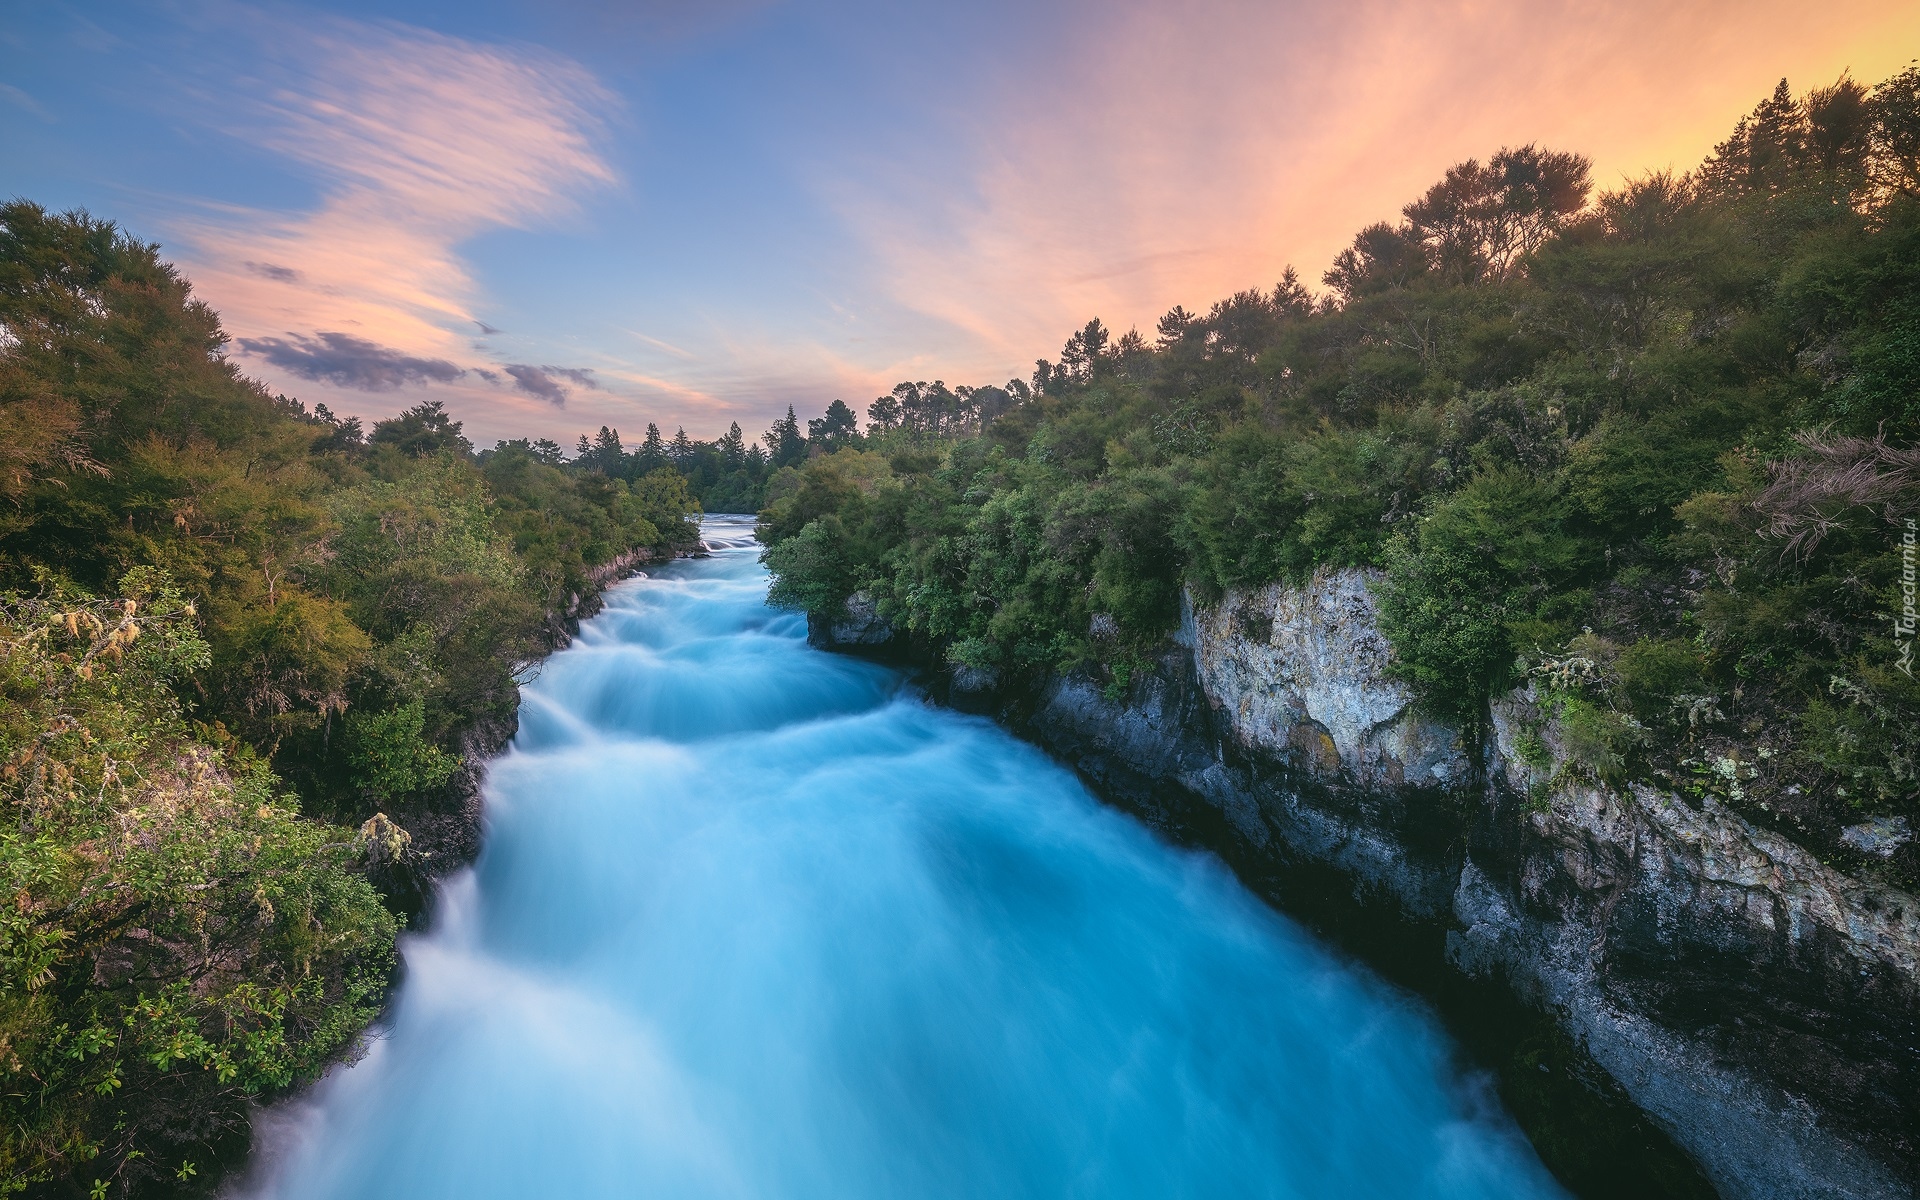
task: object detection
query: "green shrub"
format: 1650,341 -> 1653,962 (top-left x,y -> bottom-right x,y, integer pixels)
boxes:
1798,670 -> 1920,811
1373,528 -> 1516,725
1614,638 -> 1711,724
1552,694 -> 1648,783
764,518 -> 856,616
0,574 -> 396,1193
343,700 -> 461,804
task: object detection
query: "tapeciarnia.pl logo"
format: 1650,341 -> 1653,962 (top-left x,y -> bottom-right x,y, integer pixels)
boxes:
1899,517 -> 1916,677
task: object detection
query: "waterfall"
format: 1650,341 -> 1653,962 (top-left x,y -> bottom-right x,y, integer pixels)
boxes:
235,514 -> 1565,1199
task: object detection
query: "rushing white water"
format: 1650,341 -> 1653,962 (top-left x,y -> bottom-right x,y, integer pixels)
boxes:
238,514 -> 1567,1199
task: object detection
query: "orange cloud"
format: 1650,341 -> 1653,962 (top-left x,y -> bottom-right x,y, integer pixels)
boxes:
165,17 -> 617,420
835,0 -> 1920,379
144,1 -> 1920,446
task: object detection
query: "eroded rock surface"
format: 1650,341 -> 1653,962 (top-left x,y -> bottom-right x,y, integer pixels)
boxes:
1010,567 -> 1918,1200
808,590 -> 897,650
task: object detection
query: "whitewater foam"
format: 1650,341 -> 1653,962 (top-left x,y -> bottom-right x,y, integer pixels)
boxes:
234,514 -> 1565,1200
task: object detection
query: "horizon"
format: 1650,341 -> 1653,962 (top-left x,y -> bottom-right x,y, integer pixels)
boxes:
5,0 -> 1917,447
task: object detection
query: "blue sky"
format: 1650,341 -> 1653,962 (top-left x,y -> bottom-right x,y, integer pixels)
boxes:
5,0 -> 1916,448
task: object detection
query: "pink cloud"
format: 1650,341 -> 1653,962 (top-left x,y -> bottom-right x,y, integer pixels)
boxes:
164,17 -> 617,424
831,0 -> 1920,378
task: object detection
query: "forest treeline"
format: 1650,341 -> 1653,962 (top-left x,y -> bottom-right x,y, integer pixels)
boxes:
760,72 -> 1920,883
0,202 -> 706,1194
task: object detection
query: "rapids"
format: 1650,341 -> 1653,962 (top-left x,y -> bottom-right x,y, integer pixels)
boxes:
236,514 -> 1567,1199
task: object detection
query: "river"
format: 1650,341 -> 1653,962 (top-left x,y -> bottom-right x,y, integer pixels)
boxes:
235,513 -> 1567,1199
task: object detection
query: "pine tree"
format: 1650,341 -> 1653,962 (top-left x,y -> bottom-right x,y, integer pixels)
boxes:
807,399 -> 859,446
719,421 -> 747,467
591,426 -> 623,474
637,423 -> 667,473
1703,79 -> 1808,194
763,406 -> 807,467
865,392 -> 902,434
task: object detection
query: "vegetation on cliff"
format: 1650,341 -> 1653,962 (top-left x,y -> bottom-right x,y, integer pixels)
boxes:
760,70 -> 1920,884
0,202 -> 702,1194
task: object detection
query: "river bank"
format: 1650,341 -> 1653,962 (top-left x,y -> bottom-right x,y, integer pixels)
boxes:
809,578 -> 1918,1200
230,517 -> 1575,1200
363,537 -> 722,921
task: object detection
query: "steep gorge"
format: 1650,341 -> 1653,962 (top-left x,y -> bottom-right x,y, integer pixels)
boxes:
816,572 -> 1920,1200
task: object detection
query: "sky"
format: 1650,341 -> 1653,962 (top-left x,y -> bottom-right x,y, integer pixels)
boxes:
4,1 -> 1917,448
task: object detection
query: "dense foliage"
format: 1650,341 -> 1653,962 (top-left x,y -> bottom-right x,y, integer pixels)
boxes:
566,406 -> 804,516
761,71 -> 1920,881
0,575 -> 394,1197
0,202 -> 703,1194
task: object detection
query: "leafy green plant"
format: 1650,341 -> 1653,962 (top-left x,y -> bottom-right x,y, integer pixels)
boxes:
344,700 -> 462,804
0,573 -> 396,1194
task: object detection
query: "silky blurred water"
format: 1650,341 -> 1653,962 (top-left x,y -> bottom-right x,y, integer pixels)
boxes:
236,514 -> 1566,1200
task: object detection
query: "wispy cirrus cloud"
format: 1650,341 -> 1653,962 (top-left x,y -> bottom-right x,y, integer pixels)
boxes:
0,83 -> 51,121
168,15 -> 617,409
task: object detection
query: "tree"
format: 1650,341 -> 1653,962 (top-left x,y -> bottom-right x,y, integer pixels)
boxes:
866,391 -> 902,434
719,421 -> 747,467
1156,305 -> 1198,348
920,381 -> 959,435
1868,65 -> 1920,201
807,399 -> 859,446
1273,266 -> 1314,317
764,405 -> 807,467
0,202 -> 145,498
1206,289 -> 1283,361
1322,147 -> 1589,300
1400,146 -> 1592,284
636,422 -> 667,473
1804,74 -> 1873,178
971,385 -> 1017,425
1059,318 -> 1111,381
890,383 -> 928,433
308,402 -> 366,454
1324,222 -> 1429,301
1111,330 -> 1150,377
1033,359 -> 1061,395
670,426 -> 694,465
573,425 -> 623,474
1703,79 -> 1808,195
370,400 -> 471,458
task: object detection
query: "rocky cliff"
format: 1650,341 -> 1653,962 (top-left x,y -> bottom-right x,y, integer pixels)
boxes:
814,569 -> 1920,1199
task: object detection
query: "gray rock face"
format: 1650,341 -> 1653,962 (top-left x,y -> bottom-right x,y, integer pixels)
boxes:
808,591 -> 896,650
1187,572 -> 1469,788
1843,817 -> 1914,858
1014,566 -> 1919,1200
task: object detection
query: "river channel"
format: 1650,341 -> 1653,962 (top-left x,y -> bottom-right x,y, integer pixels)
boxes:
236,513 -> 1565,1199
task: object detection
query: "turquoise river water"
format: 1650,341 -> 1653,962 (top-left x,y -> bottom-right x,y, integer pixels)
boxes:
235,514 -> 1567,1199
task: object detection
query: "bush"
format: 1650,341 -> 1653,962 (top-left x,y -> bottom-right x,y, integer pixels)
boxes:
344,700 -> 462,804
1614,638 -> 1711,725
0,573 -> 396,1194
1552,693 -> 1648,783
1373,529 -> 1516,725
764,518 -> 856,616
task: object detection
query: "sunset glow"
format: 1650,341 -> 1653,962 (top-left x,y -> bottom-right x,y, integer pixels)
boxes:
7,0 -> 1916,444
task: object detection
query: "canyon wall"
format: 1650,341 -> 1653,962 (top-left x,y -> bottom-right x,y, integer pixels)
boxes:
820,572 -> 1920,1199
